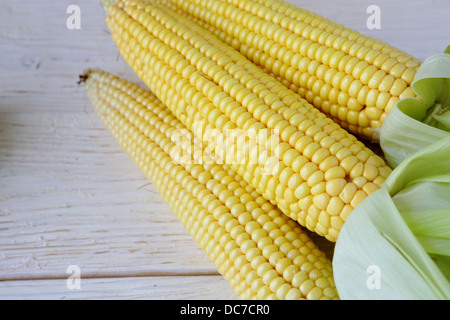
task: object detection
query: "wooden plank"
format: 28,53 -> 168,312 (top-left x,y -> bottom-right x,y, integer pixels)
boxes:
0,0 -> 141,114
0,111 -> 219,280
0,1 -> 220,281
0,110 -> 334,280
0,276 -> 238,300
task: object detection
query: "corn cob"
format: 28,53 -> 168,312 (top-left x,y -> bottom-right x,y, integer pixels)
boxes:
102,0 -> 392,242
161,0 -> 421,141
84,69 -> 338,300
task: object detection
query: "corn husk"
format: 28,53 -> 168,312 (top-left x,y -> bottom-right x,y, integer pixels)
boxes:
333,46 -> 450,300
380,46 -> 450,167
333,136 -> 450,299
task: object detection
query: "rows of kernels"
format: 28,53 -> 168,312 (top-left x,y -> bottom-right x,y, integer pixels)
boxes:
241,27 -> 388,137
158,2 -> 391,190
248,0 -> 421,71
88,79 -> 258,299
85,70 -> 337,299
176,12 -> 375,138
139,5 -> 328,140
247,47 -> 386,137
166,0 -> 382,137
165,0 -> 418,139
241,0 -> 407,115
106,2 -> 392,242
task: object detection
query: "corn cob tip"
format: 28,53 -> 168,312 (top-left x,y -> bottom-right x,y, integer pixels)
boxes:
78,70 -> 92,85
101,0 -> 116,11
78,68 -> 108,84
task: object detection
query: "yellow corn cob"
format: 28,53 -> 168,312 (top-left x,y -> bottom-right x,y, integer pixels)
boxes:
84,69 -> 338,300
161,0 -> 420,141
102,0 -> 392,242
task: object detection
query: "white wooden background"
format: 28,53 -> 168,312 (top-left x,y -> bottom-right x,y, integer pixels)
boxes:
0,0 -> 449,300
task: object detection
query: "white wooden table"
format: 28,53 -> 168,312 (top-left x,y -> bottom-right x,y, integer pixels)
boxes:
1,0 -> 449,300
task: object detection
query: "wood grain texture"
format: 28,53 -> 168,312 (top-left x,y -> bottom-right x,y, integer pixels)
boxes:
0,276 -> 238,300
0,0 -> 449,300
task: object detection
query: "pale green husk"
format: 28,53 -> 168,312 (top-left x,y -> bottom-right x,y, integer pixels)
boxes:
333,136 -> 450,300
380,46 -> 450,168
333,47 -> 450,300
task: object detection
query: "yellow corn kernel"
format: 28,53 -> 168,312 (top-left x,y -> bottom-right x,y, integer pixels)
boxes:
362,182 -> 379,195
339,182 -> 357,204
401,67 -> 416,83
352,176 -> 368,189
327,195 -> 345,216
390,78 -> 408,96
362,163 -> 379,181
349,162 -> 364,179
324,165 -> 346,181
389,63 -> 407,78
350,190 -> 367,208
399,86 -> 416,100
294,182 -> 311,199
325,178 -> 347,197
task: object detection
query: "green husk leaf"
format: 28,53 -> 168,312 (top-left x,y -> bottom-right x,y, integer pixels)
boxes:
445,45 -> 450,55
333,136 -> 450,300
333,188 -> 449,299
430,254 -> 450,281
336,47 -> 450,299
379,104 -> 447,168
416,237 -> 450,257
400,208 -> 450,241
423,105 -> 450,131
393,181 -> 450,244
392,180 -> 450,214
380,46 -> 450,168
412,53 -> 450,107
